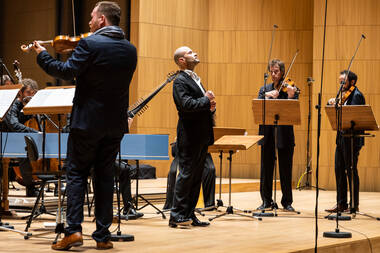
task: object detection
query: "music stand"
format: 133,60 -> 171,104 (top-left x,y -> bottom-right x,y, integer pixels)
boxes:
23,88 -> 73,241
208,135 -> 263,222
208,127 -> 246,210
252,99 -> 301,216
324,105 -> 379,227
133,160 -> 166,219
0,86 -> 32,236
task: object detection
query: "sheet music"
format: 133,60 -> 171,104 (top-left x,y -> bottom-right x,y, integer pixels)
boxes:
0,89 -> 19,120
25,88 -> 75,108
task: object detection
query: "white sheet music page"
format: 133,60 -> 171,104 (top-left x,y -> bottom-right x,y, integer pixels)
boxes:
0,89 -> 19,120
25,88 -> 75,108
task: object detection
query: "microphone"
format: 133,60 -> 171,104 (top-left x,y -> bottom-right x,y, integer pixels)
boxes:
307,77 -> 314,85
274,24 -> 279,29
362,34 -> 366,39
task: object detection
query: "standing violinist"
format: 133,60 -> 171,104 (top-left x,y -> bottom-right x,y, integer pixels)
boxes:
32,1 -> 137,250
325,70 -> 365,213
256,59 -> 298,212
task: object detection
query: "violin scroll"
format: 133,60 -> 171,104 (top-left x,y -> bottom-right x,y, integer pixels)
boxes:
20,33 -> 92,54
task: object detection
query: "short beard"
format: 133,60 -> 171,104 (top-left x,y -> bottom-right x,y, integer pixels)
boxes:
186,59 -> 199,70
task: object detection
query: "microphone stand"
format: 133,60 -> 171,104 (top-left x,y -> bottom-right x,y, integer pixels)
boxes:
252,24 -> 278,218
313,1 -> 328,251
323,34 -> 366,239
0,58 -> 17,85
110,143 -> 134,242
296,78 -> 325,191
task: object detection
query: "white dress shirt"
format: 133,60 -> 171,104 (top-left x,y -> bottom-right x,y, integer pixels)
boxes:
184,69 -> 205,94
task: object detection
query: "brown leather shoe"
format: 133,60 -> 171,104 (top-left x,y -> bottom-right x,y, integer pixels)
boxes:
325,204 -> 347,213
96,241 -> 113,250
345,206 -> 359,213
51,232 -> 83,250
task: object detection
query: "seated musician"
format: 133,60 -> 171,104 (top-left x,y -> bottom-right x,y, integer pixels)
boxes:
3,78 -> 39,197
115,160 -> 144,220
116,117 -> 144,220
164,140 -> 216,210
325,70 -> 365,213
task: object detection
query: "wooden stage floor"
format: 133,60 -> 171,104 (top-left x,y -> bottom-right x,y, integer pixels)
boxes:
1,182 -> 380,252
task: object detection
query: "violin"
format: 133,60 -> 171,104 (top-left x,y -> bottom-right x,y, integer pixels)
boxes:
339,85 -> 355,105
20,33 -> 92,54
276,50 -> 301,95
278,78 -> 300,94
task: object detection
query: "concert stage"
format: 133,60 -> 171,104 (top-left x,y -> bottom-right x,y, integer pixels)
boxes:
1,181 -> 380,253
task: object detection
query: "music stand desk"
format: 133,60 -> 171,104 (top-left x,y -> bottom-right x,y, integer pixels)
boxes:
252,98 -> 300,216
207,127 -> 246,209
325,105 -> 379,131
0,87 -> 21,231
252,99 -> 300,125
208,135 -> 263,222
0,87 -> 20,215
325,105 -> 379,221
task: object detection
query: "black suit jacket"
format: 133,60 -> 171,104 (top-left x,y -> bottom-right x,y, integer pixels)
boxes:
337,86 -> 366,148
173,71 -> 214,148
3,99 -> 38,133
257,83 -> 298,148
37,26 -> 137,134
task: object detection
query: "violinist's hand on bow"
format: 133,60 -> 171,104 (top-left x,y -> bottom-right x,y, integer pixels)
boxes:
265,89 -> 279,99
328,98 -> 337,105
286,85 -> 296,98
32,41 -> 47,55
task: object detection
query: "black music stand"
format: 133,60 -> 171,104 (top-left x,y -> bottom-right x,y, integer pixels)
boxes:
252,99 -> 301,217
207,127 -> 246,211
208,135 -> 263,222
0,86 -> 32,236
133,160 -> 166,219
23,87 -> 73,241
324,105 -> 379,233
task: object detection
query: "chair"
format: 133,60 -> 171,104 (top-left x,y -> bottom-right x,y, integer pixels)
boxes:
23,135 -> 60,232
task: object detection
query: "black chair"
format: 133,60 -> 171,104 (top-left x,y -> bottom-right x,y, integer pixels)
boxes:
23,135 -> 60,232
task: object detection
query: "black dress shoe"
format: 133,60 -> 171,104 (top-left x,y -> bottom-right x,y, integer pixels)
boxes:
191,214 -> 210,227
256,202 -> 272,210
283,205 -> 295,212
168,217 -> 192,228
122,208 -> 144,220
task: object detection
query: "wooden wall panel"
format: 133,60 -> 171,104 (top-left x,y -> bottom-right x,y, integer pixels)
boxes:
131,0 -> 209,176
0,0 -> 57,88
2,0 -> 378,191
207,0 -> 314,182
312,0 -> 380,191
130,0 -> 314,179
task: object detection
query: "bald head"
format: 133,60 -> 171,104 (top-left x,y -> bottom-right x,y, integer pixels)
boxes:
174,46 -> 190,65
173,46 -> 199,70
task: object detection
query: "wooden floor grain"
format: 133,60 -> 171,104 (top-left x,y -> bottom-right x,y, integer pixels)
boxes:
1,188 -> 380,252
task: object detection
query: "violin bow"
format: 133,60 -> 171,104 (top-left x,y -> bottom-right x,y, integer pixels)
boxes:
282,49 -> 299,83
